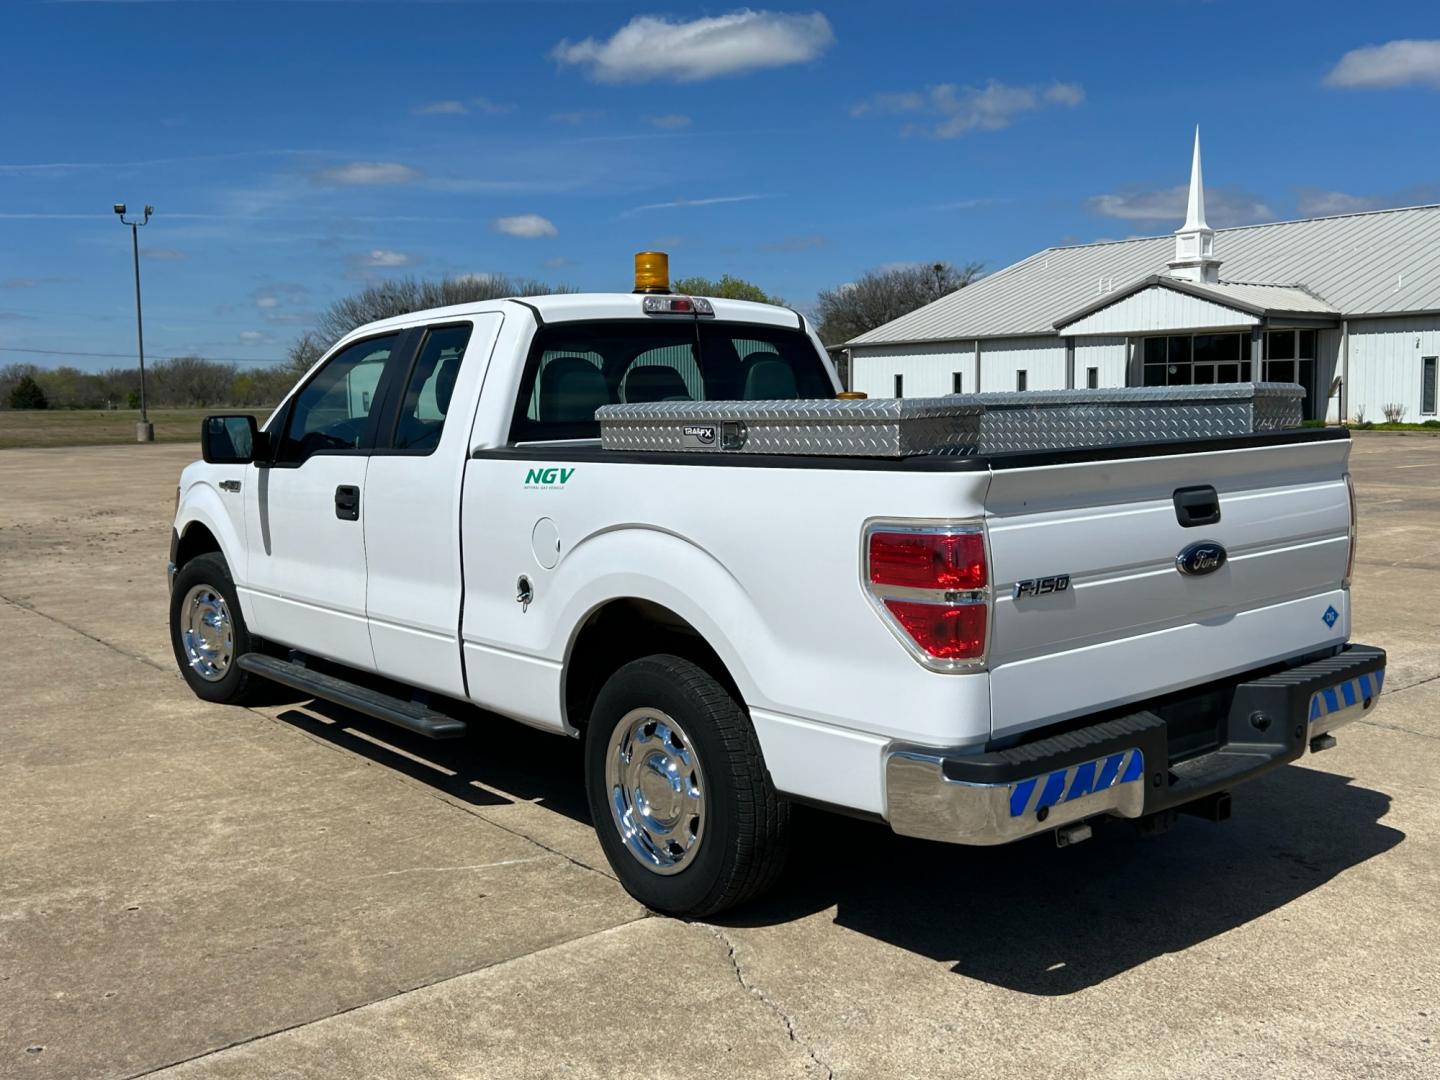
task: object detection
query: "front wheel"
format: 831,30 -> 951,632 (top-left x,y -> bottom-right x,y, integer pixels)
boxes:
584,654 -> 790,916
169,552 -> 258,705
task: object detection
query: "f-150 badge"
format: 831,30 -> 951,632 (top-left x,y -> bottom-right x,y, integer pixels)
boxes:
1014,574 -> 1070,599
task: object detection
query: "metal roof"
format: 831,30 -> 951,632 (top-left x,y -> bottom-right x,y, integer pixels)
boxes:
849,203 -> 1440,346
1054,276 -> 1337,330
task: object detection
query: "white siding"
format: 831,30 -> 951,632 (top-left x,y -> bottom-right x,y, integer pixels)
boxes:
980,336 -> 1066,392
1062,286 -> 1258,336
1346,316 -> 1440,422
1075,336 -> 1128,388
850,341 -> 975,398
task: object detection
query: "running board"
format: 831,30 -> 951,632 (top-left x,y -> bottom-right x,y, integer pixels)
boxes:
237,654 -> 468,739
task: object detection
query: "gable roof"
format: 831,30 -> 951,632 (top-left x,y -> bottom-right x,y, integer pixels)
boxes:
848,203 -> 1440,346
1054,276 -> 1337,333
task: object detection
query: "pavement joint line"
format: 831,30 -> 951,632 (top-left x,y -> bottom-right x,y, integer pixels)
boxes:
704,924 -> 837,1080
0,591 -> 172,675
118,914 -> 656,1080
0,588 -> 617,887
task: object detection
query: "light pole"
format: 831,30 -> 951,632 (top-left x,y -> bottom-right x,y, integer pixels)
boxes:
114,202 -> 155,443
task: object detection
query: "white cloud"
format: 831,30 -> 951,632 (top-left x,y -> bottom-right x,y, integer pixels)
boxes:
1085,185 -> 1275,227
1296,184 -> 1440,217
455,272 -> 505,287
413,97 -> 514,116
142,248 -> 187,259
552,10 -> 835,83
622,193 -> 773,216
414,100 -> 468,115
359,249 -> 417,267
314,161 -> 422,186
646,113 -> 692,129
238,330 -> 275,345
493,214 -> 558,238
1325,40 -> 1440,89
852,80 -> 1084,138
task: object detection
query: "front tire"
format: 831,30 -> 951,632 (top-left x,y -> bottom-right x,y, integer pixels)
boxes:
584,654 -> 790,916
169,552 -> 257,705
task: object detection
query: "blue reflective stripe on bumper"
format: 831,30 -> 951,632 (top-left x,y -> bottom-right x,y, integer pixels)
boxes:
1310,667 -> 1384,722
1009,748 -> 1144,819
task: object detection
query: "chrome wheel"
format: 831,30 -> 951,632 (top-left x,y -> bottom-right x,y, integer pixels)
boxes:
605,708 -> 707,875
180,584 -> 233,682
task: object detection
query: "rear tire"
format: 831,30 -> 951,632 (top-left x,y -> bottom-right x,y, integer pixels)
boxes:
584,654 -> 790,916
169,552 -> 258,705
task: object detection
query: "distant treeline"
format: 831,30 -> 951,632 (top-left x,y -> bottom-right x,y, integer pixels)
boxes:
2,262 -> 988,411
0,356 -> 300,411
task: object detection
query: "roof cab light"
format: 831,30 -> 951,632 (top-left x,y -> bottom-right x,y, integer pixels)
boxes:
864,523 -> 991,671
642,294 -> 714,316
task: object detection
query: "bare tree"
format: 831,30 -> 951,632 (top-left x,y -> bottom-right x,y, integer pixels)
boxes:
814,261 -> 983,345
306,274 -> 576,357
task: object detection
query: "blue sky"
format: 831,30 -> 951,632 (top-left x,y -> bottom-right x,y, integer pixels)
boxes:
2,1 -> 1438,371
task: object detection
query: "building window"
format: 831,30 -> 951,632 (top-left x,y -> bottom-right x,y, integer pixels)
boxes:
952,371 -> 963,394
1016,370 -> 1028,391
1086,367 -> 1099,389
1140,332 -> 1254,389
1262,329 -> 1315,408
1424,356 -> 1438,416
894,373 -> 904,398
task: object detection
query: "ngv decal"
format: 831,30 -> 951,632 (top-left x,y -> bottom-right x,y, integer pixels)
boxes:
524,467 -> 575,489
1176,540 -> 1227,577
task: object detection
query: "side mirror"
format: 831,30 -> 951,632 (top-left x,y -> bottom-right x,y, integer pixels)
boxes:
201,414 -> 269,465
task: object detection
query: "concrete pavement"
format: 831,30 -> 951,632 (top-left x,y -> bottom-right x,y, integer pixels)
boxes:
0,436 -> 1436,1079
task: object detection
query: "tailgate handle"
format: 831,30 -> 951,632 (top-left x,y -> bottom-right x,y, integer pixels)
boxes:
1173,485 -> 1220,528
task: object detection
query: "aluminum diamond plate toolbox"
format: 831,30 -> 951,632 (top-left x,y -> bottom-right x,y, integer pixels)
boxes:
596,383 -> 1304,458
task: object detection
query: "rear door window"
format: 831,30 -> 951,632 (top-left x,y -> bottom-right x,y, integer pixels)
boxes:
390,324 -> 473,452
510,320 -> 833,442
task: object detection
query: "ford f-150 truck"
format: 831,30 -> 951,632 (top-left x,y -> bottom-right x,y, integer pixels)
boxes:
169,256 -> 1384,916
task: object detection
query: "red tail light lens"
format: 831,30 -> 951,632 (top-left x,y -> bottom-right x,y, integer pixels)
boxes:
883,599 -> 987,660
863,522 -> 990,671
868,530 -> 986,590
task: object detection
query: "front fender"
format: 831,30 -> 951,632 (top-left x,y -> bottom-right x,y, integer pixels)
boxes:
175,481 -> 247,587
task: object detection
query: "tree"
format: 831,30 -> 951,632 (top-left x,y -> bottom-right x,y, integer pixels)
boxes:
9,374 -> 48,410
671,274 -> 784,306
814,261 -> 984,345
310,274 -> 576,352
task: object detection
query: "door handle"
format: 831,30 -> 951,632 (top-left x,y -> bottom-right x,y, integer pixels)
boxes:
334,485 -> 360,521
1173,485 -> 1221,528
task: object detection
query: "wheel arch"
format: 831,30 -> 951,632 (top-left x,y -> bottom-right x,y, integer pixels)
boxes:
563,597 -> 744,731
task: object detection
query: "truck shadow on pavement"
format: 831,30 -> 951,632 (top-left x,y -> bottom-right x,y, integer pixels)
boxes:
723,766 -> 1401,995
271,700 -> 1399,996
273,700 -> 592,823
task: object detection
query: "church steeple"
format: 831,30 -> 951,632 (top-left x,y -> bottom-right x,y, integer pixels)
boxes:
1168,126 -> 1222,283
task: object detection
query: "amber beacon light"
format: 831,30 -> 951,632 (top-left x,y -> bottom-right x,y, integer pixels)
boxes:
633,251 -> 671,294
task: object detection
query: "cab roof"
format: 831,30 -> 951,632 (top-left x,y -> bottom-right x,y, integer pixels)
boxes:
333,292 -> 805,349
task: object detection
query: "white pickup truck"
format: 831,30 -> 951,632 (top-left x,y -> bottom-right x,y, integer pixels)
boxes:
169,264 -> 1384,915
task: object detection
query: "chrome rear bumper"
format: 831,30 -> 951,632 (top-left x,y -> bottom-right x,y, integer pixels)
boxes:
884,644 -> 1386,846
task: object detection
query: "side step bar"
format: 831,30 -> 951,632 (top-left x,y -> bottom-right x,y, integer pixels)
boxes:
237,653 -> 468,739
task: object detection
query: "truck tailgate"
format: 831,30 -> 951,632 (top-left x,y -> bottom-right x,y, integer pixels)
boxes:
985,435 -> 1352,740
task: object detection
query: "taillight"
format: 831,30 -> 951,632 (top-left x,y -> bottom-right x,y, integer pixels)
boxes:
864,522 -> 990,671
869,530 -> 986,591
1343,472 -> 1357,588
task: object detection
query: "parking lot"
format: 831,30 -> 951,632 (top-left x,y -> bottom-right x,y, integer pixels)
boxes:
2,434 -> 1437,1079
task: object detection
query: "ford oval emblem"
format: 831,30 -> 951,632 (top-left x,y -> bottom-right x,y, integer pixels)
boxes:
1176,540 -> 1227,577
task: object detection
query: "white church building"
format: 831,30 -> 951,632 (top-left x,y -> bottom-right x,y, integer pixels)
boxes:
843,131 -> 1440,423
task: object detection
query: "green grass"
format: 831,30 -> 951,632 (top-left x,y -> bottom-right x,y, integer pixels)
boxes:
1348,420 -> 1440,433
0,408 -> 274,450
